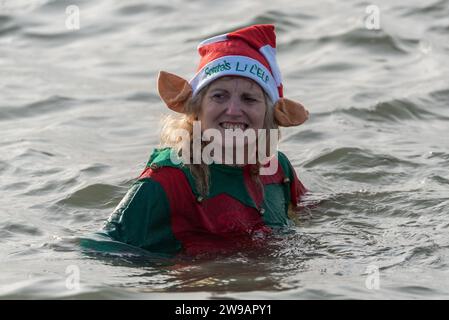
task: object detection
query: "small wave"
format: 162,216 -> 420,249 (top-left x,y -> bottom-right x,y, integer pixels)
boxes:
429,174 -> 449,185
22,23 -> 122,45
0,95 -> 80,122
116,3 -> 172,16
0,15 -> 12,26
285,27 -> 418,55
186,11 -> 311,44
403,243 -> 442,266
56,183 -> 127,209
267,232 -> 321,263
340,98 -> 448,123
2,181 -> 30,191
22,30 -> 82,41
0,160 -> 10,175
426,151 -> 449,167
393,285 -> 440,297
79,163 -> 111,175
328,28 -> 415,54
398,0 -> 449,18
249,10 -> 310,30
429,88 -> 449,103
428,24 -> 449,35
14,148 -> 57,159
303,61 -> 360,74
0,15 -> 21,36
1,222 -> 43,237
303,147 -> 419,169
323,170 -> 410,184
0,277 -> 134,299
309,188 -> 449,219
123,91 -> 159,103
21,27 -> 118,46
284,129 -> 326,143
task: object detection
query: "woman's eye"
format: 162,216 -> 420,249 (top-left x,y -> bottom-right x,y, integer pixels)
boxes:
243,96 -> 258,103
211,93 -> 226,101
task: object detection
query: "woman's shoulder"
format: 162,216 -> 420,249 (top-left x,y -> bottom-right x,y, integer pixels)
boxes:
139,147 -> 186,178
145,147 -> 182,169
137,147 -> 199,195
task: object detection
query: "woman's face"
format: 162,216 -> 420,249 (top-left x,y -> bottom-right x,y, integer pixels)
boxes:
198,77 -> 267,136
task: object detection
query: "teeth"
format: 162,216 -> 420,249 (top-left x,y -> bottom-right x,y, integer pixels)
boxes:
221,122 -> 247,130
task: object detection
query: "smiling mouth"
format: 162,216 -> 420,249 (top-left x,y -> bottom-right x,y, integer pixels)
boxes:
219,122 -> 248,130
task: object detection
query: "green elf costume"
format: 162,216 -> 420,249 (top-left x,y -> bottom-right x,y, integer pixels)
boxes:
97,25 -> 309,257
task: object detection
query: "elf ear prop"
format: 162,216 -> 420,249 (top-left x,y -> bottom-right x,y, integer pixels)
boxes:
157,71 -> 192,113
274,98 -> 309,127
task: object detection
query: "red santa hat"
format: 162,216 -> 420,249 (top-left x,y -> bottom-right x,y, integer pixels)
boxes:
190,24 -> 283,104
157,24 -> 309,127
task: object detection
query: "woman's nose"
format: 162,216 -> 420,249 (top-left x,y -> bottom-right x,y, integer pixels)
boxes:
224,96 -> 243,116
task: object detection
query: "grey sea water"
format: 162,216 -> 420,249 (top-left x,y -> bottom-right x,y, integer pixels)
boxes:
1,0 -> 449,299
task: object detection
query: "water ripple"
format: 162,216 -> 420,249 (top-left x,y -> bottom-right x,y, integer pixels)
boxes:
0,95 -> 80,121
56,183 -> 127,209
2,0 -> 449,299
1,222 -> 43,237
116,3 -> 173,16
303,147 -> 419,169
346,99 -> 449,122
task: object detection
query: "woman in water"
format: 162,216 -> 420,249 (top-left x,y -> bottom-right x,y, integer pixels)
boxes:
100,24 -> 309,257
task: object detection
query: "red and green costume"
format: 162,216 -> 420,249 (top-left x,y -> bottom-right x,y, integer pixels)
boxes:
82,25 -> 310,257
99,148 -> 306,256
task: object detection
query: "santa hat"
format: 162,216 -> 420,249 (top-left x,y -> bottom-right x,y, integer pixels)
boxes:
157,24 -> 308,127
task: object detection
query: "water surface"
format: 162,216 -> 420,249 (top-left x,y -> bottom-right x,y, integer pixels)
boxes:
1,0 -> 449,299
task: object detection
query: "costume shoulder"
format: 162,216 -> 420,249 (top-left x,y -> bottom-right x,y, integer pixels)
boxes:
145,147 -> 183,169
140,147 -> 199,196
103,178 -> 181,254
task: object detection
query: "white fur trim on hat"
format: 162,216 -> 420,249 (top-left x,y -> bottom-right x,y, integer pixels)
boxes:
197,34 -> 228,49
189,55 -> 280,103
259,44 -> 282,86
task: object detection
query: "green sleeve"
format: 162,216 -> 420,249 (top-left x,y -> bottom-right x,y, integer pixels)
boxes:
259,152 -> 296,228
103,178 -> 182,254
262,184 -> 291,228
277,151 -> 295,183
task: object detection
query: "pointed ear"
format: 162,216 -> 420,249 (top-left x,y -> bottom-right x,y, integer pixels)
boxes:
274,98 -> 309,127
157,71 -> 192,113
